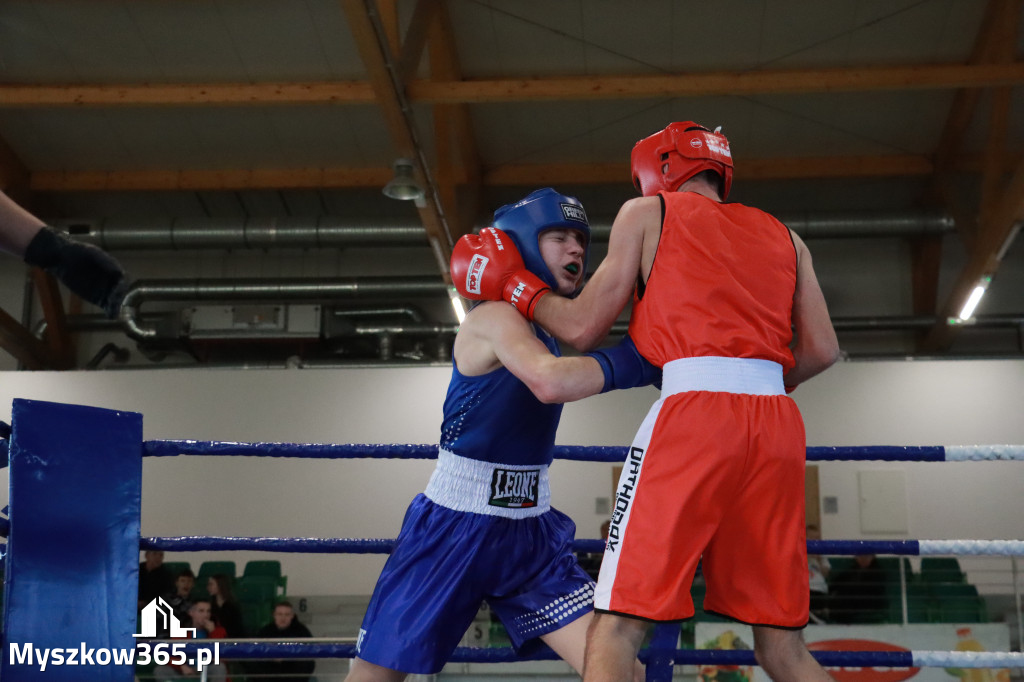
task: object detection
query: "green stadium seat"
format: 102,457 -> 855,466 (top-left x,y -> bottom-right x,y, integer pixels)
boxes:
240,600 -> 273,636
197,560 -> 237,580
190,561 -> 237,600
826,556 -> 855,578
243,560 -> 288,595
488,621 -> 511,647
243,560 -> 281,578
876,557 -> 914,623
162,561 -> 192,579
905,583 -> 938,623
932,583 -> 986,623
920,557 -> 965,584
237,575 -> 279,603
236,575 -> 282,636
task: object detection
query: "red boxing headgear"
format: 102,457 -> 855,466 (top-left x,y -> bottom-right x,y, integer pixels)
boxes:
630,121 -> 733,199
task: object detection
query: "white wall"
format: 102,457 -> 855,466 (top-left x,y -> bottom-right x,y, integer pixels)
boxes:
1,359 -> 1022,596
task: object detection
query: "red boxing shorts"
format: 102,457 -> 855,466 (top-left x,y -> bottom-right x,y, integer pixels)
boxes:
595,357 -> 810,628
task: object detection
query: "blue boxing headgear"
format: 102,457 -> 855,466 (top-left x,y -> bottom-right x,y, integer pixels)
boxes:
492,188 -> 591,295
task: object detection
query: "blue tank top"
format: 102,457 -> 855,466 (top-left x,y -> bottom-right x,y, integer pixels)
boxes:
440,325 -> 563,466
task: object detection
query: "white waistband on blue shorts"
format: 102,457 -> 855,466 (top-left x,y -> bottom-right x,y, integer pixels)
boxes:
662,357 -> 785,397
424,448 -> 551,518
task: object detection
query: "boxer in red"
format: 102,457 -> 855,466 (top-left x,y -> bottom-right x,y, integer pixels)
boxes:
452,122 -> 840,682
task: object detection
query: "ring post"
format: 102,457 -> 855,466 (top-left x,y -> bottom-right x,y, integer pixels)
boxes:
2,399 -> 143,681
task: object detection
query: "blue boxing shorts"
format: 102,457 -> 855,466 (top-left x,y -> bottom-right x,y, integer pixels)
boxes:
356,452 -> 594,674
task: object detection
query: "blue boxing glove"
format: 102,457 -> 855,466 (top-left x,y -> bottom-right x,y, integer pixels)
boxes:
23,226 -> 130,319
586,334 -> 662,393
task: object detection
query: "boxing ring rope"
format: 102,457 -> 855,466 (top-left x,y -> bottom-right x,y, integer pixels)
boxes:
134,438 -> 1024,675
4,439 -> 1024,464
3,410 -> 1023,680
164,639 -> 1023,668
139,535 -> 1024,557
138,440 -> 1024,462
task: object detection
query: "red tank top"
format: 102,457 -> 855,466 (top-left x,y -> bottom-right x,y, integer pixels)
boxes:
627,191 -> 796,371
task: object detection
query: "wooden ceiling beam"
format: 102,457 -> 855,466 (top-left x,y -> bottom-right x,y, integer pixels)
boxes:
0,294 -> 75,371
410,62 -> 1024,103
398,0 -> 440,83
0,305 -> 50,370
341,0 -> 456,281
3,61 -> 1024,108
923,155 -> 1024,351
29,154 -> 1024,192
30,270 -> 75,370
921,0 -> 1021,351
915,0 -> 1014,323
930,0 -> 1013,173
30,167 -> 393,191
0,82 -> 377,107
429,0 -> 482,239
375,0 -> 401,55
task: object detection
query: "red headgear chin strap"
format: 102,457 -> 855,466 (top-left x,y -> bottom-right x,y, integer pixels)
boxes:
630,121 -> 733,199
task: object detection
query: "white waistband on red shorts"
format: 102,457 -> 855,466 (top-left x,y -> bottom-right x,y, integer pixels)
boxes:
424,448 -> 551,518
661,356 -> 785,397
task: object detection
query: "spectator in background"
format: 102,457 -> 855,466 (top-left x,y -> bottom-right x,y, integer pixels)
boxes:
138,550 -> 175,610
163,569 -> 196,632
828,554 -> 888,624
806,524 -> 830,623
207,573 -> 245,637
248,601 -> 316,682
152,599 -> 227,682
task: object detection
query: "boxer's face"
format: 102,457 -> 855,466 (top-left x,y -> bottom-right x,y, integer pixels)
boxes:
538,228 -> 586,295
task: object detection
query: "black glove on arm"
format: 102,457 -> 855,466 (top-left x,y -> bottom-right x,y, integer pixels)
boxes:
23,226 -> 129,319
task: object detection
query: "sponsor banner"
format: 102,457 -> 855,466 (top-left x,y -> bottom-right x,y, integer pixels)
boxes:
695,622 -> 1011,682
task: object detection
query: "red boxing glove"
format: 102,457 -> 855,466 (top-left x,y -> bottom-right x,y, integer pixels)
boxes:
451,227 -> 551,319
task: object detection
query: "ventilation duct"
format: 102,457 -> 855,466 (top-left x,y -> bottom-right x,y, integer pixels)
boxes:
64,216 -> 429,250
120,276 -> 446,340
775,210 -> 954,239
60,210 -> 954,250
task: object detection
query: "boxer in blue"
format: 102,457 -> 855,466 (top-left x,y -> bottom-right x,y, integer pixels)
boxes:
346,188 -> 654,681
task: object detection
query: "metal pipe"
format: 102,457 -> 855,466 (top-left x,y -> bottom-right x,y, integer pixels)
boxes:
333,306 -> 425,323
832,315 -> 1024,331
59,210 -> 954,250
352,322 -> 457,335
119,276 -> 446,340
64,216 -> 429,250
775,210 -> 954,239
